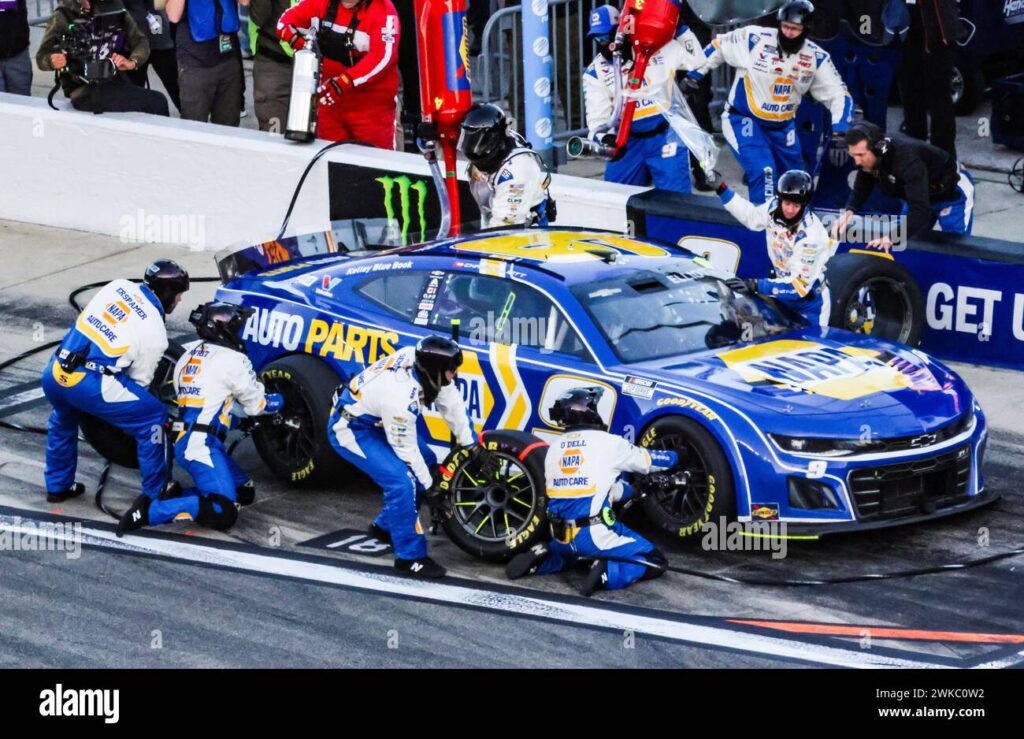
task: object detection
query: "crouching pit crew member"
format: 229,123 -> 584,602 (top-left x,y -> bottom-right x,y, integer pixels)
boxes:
328,336 -> 475,579
505,387 -> 677,596
712,168 -> 836,327
41,260 -> 188,505
460,103 -> 556,228
833,120 -> 976,249
117,301 -> 283,535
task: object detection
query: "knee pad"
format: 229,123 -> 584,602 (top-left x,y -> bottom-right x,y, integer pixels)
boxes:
197,494 -> 239,531
640,547 -> 667,581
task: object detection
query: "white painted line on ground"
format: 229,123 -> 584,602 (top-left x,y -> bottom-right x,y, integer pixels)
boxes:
0,387 -> 46,413
970,648 -> 1024,670
0,512 -> 953,669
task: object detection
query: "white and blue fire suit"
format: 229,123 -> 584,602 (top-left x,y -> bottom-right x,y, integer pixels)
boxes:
720,185 -> 836,327
328,347 -> 474,560
148,340 -> 275,527
690,26 -> 854,204
41,279 -> 169,499
470,146 -> 552,228
533,430 -> 675,591
583,26 -> 705,192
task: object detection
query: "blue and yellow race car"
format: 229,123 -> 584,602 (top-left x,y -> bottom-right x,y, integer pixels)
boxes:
214,226 -> 991,559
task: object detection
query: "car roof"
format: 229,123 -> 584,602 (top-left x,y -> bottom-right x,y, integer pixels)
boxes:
348,228 -> 696,285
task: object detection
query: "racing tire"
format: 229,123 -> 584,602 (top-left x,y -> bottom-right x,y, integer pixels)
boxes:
952,63 -> 984,117
80,341 -> 184,469
439,430 -> 549,562
827,252 -> 925,347
252,354 -> 350,487
639,416 -> 735,541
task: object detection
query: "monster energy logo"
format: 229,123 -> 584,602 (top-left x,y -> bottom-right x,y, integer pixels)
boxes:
376,175 -> 428,245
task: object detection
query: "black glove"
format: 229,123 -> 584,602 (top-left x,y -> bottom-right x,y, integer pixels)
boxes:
681,74 -> 702,93
637,471 -> 672,498
725,276 -> 756,294
599,133 -> 616,148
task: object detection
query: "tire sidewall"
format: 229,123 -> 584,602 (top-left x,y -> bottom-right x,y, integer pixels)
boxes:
440,431 -> 548,562
827,252 -> 925,346
638,416 -> 735,540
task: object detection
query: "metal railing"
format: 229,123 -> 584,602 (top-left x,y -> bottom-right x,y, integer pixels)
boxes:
29,0 -> 59,25
478,0 -> 601,146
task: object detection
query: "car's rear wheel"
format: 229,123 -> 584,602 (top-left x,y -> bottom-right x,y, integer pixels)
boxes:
827,252 -> 925,346
440,430 -> 548,562
253,354 -> 350,487
80,341 -> 184,468
639,416 -> 735,541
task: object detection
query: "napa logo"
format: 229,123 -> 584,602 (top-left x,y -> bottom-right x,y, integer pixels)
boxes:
377,175 -> 428,246
102,300 -> 130,325
771,77 -> 792,102
443,11 -> 472,92
180,357 -> 202,384
559,449 -> 584,475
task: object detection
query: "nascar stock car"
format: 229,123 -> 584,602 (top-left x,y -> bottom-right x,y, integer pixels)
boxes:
85,223 -> 991,561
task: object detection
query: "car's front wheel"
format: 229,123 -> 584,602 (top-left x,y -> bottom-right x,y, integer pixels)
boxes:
253,354 -> 350,487
638,416 -> 735,541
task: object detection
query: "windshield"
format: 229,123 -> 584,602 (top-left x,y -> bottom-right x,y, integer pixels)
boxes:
571,264 -> 803,363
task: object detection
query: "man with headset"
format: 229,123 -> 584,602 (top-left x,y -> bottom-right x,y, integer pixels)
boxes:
833,121 -> 975,250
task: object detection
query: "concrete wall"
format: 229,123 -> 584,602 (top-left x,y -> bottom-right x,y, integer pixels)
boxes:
0,93 -> 641,251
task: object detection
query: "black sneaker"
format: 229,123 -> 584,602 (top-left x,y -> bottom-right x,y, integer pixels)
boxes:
235,482 -> 255,506
580,559 -> 609,597
505,543 -> 550,580
394,557 -> 446,579
46,482 -> 84,504
116,495 -> 152,538
368,522 -> 392,545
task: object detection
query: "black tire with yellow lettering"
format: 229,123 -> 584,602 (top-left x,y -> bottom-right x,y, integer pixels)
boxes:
827,252 -> 924,347
80,342 -> 184,468
439,430 -> 549,562
253,354 -> 350,487
638,416 -> 735,541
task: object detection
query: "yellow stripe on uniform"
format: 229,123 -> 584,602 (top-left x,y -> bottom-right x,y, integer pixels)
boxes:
546,485 -> 597,499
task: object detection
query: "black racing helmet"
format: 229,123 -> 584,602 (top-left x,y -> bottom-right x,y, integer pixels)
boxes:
414,335 -> 464,404
776,0 -> 814,55
189,301 -> 254,353
143,259 -> 190,314
459,103 -> 514,172
773,169 -> 814,227
550,386 -> 606,431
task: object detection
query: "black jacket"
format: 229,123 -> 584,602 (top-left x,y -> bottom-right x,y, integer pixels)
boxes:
915,0 -> 962,51
846,132 -> 961,240
0,0 -> 29,59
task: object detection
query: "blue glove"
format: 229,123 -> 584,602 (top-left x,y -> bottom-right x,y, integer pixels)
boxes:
263,393 -> 284,414
649,449 -> 678,470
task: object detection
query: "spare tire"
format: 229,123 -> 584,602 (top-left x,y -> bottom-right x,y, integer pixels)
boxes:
252,354 -> 350,487
80,341 -> 185,468
439,430 -> 549,562
827,252 -> 925,346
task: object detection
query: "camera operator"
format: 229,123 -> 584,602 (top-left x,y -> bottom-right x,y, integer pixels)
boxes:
37,0 -> 169,115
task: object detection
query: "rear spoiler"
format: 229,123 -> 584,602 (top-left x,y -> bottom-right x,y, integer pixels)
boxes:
215,221 -> 389,283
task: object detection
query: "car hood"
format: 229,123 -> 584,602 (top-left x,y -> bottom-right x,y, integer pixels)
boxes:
625,329 -> 972,437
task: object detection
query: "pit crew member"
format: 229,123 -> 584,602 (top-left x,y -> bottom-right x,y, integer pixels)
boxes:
328,336 -> 475,579
460,103 -> 556,228
505,387 -> 677,597
684,0 -> 853,204
833,121 -> 975,248
277,0 -> 400,148
40,260 -> 189,504
117,302 -> 283,535
712,168 -> 836,327
582,4 -> 705,192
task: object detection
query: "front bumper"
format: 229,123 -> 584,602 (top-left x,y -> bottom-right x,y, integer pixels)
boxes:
733,409 -> 990,534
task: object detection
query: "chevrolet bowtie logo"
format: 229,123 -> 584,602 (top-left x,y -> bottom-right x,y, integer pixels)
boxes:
909,433 -> 937,448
